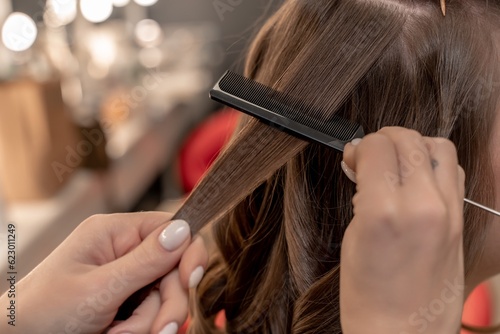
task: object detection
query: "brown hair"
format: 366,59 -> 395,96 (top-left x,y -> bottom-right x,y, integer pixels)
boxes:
180,0 -> 500,333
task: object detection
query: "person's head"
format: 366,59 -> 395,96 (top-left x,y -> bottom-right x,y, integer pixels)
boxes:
188,0 -> 500,332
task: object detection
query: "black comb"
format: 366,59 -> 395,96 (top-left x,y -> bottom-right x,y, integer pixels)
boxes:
210,71 -> 364,152
210,73 -> 500,220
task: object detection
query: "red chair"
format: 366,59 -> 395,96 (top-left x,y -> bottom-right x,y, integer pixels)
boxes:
179,109 -> 240,193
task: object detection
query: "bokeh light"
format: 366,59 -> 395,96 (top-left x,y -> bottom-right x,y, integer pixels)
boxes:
134,19 -> 162,48
80,0 -> 113,23
112,0 -> 130,7
133,0 -> 159,7
1,12 -> 38,52
44,0 -> 77,28
87,32 -> 117,68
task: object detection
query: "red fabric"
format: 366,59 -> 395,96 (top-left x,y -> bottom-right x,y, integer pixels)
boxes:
461,283 -> 492,333
179,110 -> 240,193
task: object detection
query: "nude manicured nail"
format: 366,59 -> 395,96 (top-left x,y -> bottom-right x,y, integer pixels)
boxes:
189,266 -> 205,288
159,322 -> 178,334
341,161 -> 357,184
351,138 -> 362,146
159,220 -> 190,252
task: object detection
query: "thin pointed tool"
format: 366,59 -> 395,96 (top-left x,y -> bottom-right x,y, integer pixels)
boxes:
464,198 -> 500,217
210,71 -> 500,219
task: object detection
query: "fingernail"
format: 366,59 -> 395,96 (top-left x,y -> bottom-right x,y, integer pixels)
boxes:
341,161 -> 357,184
189,266 -> 205,288
159,220 -> 190,252
159,322 -> 178,334
351,138 -> 362,146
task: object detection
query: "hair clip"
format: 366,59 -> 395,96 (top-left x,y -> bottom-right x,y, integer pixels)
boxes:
441,0 -> 446,16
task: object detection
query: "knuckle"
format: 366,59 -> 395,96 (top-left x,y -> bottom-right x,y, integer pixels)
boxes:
404,129 -> 423,140
379,126 -> 396,133
359,132 -> 391,150
379,126 -> 405,134
382,126 -> 421,139
380,127 -> 424,146
437,138 -> 458,155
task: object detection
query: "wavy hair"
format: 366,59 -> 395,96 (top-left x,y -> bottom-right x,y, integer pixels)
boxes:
186,0 -> 500,332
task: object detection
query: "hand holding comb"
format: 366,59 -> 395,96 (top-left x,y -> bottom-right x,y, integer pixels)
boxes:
210,71 -> 500,218
115,3 -> 453,317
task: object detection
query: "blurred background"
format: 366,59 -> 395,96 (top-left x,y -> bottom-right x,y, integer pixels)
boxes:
0,0 -> 282,281
0,1 -> 497,332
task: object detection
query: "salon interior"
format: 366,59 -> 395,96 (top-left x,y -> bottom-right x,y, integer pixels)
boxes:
0,1 -> 499,333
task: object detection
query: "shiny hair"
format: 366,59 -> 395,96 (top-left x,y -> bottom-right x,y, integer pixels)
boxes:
187,0 -> 500,332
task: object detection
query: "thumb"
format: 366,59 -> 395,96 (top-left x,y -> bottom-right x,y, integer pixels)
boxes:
97,219 -> 191,303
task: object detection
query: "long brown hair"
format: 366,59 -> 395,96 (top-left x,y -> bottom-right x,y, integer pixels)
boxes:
184,0 -> 500,332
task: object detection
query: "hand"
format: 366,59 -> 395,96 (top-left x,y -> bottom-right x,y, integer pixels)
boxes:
340,127 -> 465,334
0,212 -> 208,334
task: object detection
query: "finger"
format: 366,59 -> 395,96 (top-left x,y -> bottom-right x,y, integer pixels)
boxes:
152,270 -> 189,334
179,237 -> 209,290
84,212 -> 176,262
62,212 -> 175,264
342,138 -> 361,174
343,132 -> 400,193
107,290 -> 161,334
423,137 -> 460,203
378,127 -> 434,188
98,219 -> 192,305
425,137 -> 465,236
104,212 -> 175,240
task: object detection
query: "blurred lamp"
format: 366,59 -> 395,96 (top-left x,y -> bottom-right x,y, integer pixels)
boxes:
133,0 -> 158,7
87,32 -> 117,68
1,12 -> 37,52
44,0 -> 77,28
112,0 -> 130,7
80,0 -> 113,23
85,31 -> 116,79
134,19 -> 162,48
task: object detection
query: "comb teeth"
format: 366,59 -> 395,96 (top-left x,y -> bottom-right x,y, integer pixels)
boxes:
218,71 -> 360,142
